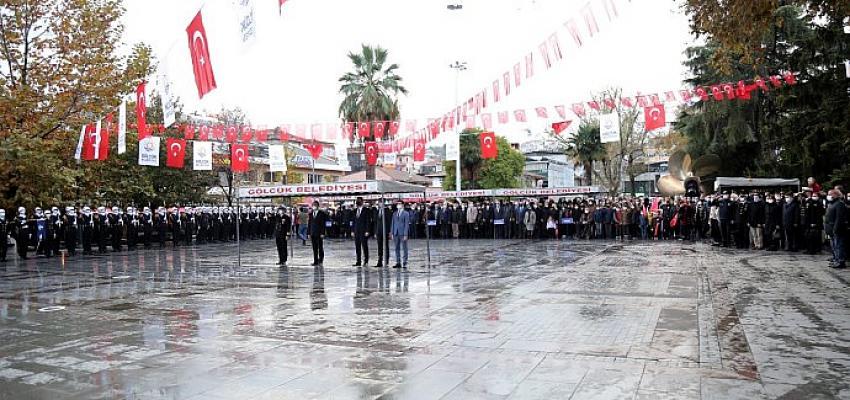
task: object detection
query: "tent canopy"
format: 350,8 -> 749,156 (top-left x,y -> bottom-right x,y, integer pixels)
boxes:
714,177 -> 801,191
237,180 -> 427,198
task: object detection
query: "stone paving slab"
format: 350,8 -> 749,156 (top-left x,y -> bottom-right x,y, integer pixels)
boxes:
0,238 -> 848,398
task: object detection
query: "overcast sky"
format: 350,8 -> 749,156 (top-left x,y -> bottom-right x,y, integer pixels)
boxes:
122,0 -> 697,143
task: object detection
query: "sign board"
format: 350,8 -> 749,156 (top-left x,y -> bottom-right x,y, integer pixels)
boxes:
238,182 -> 379,198
599,112 -> 620,143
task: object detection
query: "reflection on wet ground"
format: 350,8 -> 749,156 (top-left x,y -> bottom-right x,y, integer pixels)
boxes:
0,238 -> 847,399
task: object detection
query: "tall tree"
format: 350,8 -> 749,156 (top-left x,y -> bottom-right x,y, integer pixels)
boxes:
0,0 -> 151,208
337,44 -> 407,179
559,121 -> 605,186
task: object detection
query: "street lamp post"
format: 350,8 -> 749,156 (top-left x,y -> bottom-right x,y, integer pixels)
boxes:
449,61 -> 467,192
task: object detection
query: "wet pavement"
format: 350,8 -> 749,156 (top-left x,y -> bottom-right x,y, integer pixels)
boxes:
0,238 -> 848,399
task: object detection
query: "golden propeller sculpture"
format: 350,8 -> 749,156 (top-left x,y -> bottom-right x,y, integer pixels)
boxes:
657,150 -> 722,197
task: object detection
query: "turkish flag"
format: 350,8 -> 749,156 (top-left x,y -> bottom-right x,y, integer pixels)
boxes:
525,52 -> 534,78
621,97 -> 635,108
552,120 -> 572,135
413,139 -> 426,162
364,141 -> 378,165
98,121 -> 110,160
637,96 -> 650,107
555,105 -> 567,119
665,91 -> 678,102
650,94 -> 663,106
166,138 -> 186,168
231,144 -> 249,172
492,80 -> 501,102
135,82 -> 148,140
513,62 -> 521,87
157,124 -> 165,134
357,122 -> 370,138
373,121 -> 386,139
480,132 -> 498,159
342,122 -> 354,139
538,42 -> 552,69
465,116 -> 475,130
498,111 -> 509,124
644,105 -> 666,131
256,130 -> 269,142
514,109 -> 527,122
564,19 -> 582,46
198,125 -> 210,141
183,124 -> 195,140
588,101 -> 600,111
389,121 -> 400,136
240,127 -> 253,142
535,107 -> 548,118
603,98 -> 616,110
429,120 -> 439,136
481,113 -> 493,130
278,124 -> 291,141
82,123 -> 97,161
186,11 -> 217,99
305,143 -> 323,159
224,126 -> 237,142
503,71 -> 511,96
679,90 -> 693,102
571,103 -> 586,117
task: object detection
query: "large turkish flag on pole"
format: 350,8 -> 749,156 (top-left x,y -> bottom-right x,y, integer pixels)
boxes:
480,132 -> 498,159
135,82 -> 148,140
166,138 -> 186,169
644,105 -> 666,131
186,11 -> 218,99
231,144 -> 249,172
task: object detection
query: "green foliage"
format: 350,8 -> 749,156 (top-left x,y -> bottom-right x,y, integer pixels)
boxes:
443,129 -> 525,190
677,5 -> 850,186
563,121 -> 605,186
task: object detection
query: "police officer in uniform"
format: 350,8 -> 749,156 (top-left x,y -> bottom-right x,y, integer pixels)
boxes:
80,206 -> 94,255
168,207 -> 181,247
109,206 -> 124,252
155,207 -> 167,248
43,208 -> 57,257
12,207 -> 29,259
95,206 -> 109,253
125,207 -> 139,250
32,207 -> 47,255
184,207 -> 196,245
142,207 -> 154,248
50,207 -> 62,256
274,206 -> 292,265
0,208 -> 8,261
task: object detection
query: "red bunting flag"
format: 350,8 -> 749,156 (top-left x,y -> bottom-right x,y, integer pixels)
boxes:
364,141 -> 378,165
552,120 -> 572,135
413,138 -> 426,162
664,91 -> 678,102
240,126 -> 253,142
636,96 -> 650,107
135,82 -> 149,140
279,124 -> 291,141
564,19 -> 583,47
538,42 -> 552,69
650,94 -> 663,106
224,126 -> 237,142
231,144 -> 249,172
548,33 -> 563,60
503,72 -> 511,96
186,11 -> 217,99
198,125 -> 210,141
588,101 -> 601,111
82,123 -> 97,161
429,120 -> 440,136
166,138 -> 186,169
256,129 -> 269,142
498,111 -> 509,124
405,119 -> 417,132
492,80 -> 501,102
525,52 -> 534,78
621,97 -> 635,108
514,109 -> 527,122
678,90 -> 692,102
357,122 -> 370,138
305,143 -> 323,159
480,131 -> 498,159
571,103 -> 586,117
513,62 -> 522,87
373,121 -> 386,139
535,107 -> 549,118
389,121 -> 400,136
581,3 -> 599,36
603,98 -> 616,110
481,113 -> 493,130
98,121 -> 110,160
183,124 -> 195,140
555,105 -> 567,119
644,105 -> 666,131
278,0 -> 287,15
465,116 -> 475,130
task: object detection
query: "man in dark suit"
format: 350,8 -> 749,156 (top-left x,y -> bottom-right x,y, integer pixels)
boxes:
274,206 -> 292,266
308,201 -> 328,266
492,200 -> 507,239
352,197 -> 373,266
374,202 -> 392,268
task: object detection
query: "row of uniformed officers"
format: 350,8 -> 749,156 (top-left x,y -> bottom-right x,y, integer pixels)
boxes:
0,205 -> 290,260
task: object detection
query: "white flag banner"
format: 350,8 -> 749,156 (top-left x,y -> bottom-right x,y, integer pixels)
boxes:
233,0 -> 257,49
94,119 -> 102,159
159,72 -> 176,128
599,112 -> 620,143
138,136 -> 160,166
845,60 -> 850,78
268,144 -> 287,172
445,134 -> 460,161
193,141 -> 213,170
383,153 -> 397,165
74,125 -> 86,161
118,99 -> 127,154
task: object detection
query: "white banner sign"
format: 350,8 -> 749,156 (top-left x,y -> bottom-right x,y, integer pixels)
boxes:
445,135 -> 459,161
159,72 -> 176,128
239,182 -> 379,198
74,125 -> 85,161
383,153 -> 397,165
599,112 -> 620,143
138,136 -> 160,166
268,144 -> 287,172
193,141 -> 212,170
118,99 -> 127,154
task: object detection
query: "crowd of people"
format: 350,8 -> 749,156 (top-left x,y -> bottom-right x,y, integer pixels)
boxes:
2,178 -> 848,269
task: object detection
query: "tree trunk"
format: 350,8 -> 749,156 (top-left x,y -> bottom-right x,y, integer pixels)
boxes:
629,173 -> 636,196
584,161 -> 593,186
366,164 -> 376,180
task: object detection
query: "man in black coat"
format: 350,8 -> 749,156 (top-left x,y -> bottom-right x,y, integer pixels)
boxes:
374,202 -> 392,268
782,193 -> 800,252
748,194 -> 766,250
803,193 -> 825,254
764,193 -> 782,251
717,192 -> 735,247
274,207 -> 292,266
351,197 -> 373,266
307,201 -> 328,266
825,189 -> 847,268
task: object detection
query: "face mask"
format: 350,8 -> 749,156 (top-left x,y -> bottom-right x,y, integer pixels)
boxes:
753,197 -> 760,202
396,205 -> 403,210
0,211 -> 5,220
813,197 -> 819,201
723,195 -> 729,199
786,197 -> 792,203
827,195 -> 834,202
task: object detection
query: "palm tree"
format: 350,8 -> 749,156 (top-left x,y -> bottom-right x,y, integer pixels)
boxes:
564,121 -> 605,186
338,45 -> 407,179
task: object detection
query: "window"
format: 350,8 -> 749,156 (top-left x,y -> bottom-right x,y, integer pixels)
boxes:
308,174 -> 323,184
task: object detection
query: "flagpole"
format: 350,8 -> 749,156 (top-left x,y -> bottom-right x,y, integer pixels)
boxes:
235,172 -> 241,269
